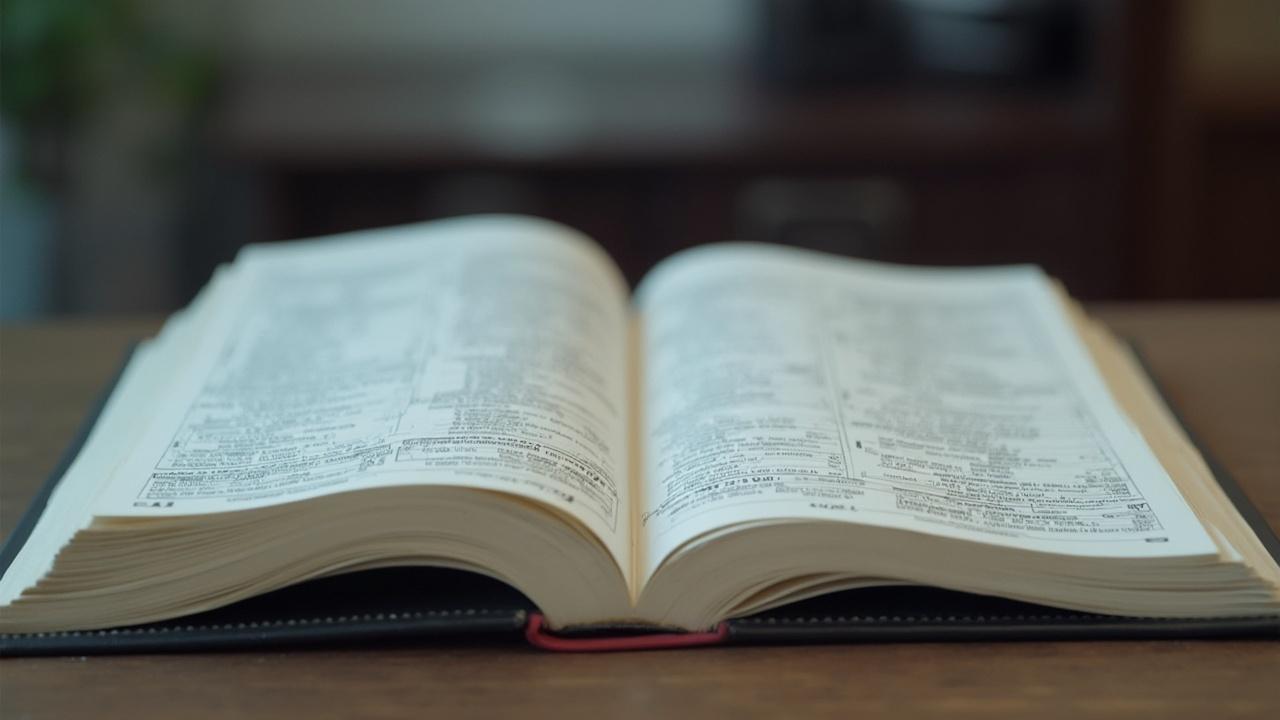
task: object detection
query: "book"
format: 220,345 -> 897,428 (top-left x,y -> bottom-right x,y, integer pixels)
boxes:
2,215 -> 1278,642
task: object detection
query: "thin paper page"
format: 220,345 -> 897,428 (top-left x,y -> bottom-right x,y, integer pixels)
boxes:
635,244 -> 1217,581
93,217 -> 633,566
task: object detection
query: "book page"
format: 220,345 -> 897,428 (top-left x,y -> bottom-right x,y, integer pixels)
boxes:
93,217 -> 633,566
634,244 -> 1218,581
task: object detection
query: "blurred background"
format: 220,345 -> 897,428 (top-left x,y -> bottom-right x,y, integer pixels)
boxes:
2,0 -> 1277,319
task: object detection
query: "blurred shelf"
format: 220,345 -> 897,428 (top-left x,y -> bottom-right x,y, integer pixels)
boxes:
218,61 -> 1113,170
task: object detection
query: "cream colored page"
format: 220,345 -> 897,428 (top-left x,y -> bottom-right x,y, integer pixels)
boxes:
635,244 -> 1216,581
93,216 -> 632,566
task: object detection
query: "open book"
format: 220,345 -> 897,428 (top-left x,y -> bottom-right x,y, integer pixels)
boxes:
2,215 -> 1278,636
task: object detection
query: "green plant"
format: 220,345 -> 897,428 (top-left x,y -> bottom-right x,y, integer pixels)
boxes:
1,0 -> 217,185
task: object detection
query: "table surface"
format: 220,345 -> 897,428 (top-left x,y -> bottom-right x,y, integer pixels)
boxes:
2,304 -> 1278,720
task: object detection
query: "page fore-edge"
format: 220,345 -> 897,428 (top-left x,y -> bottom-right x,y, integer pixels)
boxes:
0,346 -> 138,577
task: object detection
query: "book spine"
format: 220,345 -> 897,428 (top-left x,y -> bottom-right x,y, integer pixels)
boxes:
523,614 -> 729,652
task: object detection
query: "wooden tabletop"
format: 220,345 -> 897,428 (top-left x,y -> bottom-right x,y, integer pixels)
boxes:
2,304 -> 1278,719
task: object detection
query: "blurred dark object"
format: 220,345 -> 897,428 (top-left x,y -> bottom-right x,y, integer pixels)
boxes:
758,0 -> 906,84
757,0 -> 1085,87
737,179 -> 908,258
1142,0 -> 1280,298
900,0 -> 1084,83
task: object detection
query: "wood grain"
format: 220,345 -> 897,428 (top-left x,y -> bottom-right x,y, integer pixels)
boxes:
2,305 -> 1278,720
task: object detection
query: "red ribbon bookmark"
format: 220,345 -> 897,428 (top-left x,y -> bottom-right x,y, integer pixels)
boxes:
524,613 -> 730,652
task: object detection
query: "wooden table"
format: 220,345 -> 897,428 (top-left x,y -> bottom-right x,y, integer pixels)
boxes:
2,304 -> 1278,719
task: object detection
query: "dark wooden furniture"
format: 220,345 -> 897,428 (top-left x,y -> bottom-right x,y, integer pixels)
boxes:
2,304 -> 1278,719
203,3 -> 1209,301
